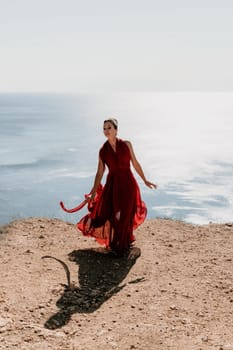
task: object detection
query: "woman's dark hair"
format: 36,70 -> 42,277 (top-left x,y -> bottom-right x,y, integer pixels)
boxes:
104,118 -> 118,130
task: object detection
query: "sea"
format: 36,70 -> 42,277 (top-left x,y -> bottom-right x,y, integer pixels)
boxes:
0,92 -> 232,226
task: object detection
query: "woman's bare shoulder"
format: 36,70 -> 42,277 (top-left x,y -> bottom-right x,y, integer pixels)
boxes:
124,140 -> 133,148
122,139 -> 132,145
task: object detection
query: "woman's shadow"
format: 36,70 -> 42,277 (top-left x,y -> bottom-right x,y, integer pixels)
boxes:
44,246 -> 142,329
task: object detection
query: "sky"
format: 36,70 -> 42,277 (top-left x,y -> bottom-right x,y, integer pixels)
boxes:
0,0 -> 233,93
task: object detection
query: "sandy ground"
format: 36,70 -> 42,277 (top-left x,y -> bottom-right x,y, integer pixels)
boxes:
0,217 -> 233,350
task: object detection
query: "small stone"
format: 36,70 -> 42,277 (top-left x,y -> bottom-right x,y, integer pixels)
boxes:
24,337 -> 33,342
96,329 -> 107,336
109,341 -> 117,348
54,331 -> 65,337
202,335 -> 208,342
169,305 -> 177,310
0,316 -> 10,328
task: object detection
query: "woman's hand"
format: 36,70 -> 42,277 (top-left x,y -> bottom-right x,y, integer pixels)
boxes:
144,180 -> 157,189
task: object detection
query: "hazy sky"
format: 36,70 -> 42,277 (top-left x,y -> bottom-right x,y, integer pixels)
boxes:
0,0 -> 233,93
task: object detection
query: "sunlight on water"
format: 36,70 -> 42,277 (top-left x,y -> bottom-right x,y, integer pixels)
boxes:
0,92 -> 232,225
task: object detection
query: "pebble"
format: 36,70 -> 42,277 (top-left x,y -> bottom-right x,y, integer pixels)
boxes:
109,341 -> 118,348
96,329 -> 107,336
0,316 -> 10,328
169,305 -> 177,310
23,337 -> 33,342
54,331 -> 66,337
201,335 -> 209,342
24,249 -> 33,254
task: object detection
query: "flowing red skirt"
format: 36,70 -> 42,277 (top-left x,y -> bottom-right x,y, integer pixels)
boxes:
61,175 -> 146,255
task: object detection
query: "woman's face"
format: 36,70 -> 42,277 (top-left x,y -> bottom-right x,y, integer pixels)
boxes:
103,121 -> 117,138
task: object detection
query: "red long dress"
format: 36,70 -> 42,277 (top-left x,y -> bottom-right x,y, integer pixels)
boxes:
77,139 -> 147,255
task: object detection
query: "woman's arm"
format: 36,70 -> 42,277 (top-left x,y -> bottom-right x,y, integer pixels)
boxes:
89,156 -> 105,199
126,141 -> 157,189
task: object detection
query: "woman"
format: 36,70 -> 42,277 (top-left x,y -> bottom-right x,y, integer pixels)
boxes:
61,118 -> 157,256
